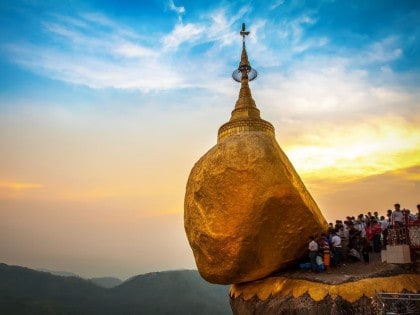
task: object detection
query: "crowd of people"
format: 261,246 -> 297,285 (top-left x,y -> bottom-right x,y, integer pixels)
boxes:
306,203 -> 420,273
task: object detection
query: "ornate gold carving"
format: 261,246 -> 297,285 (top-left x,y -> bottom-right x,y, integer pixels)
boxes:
230,274 -> 420,303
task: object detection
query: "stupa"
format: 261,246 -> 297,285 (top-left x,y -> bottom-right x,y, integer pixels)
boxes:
184,23 -> 327,285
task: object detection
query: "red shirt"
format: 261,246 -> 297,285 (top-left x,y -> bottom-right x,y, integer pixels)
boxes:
372,223 -> 382,235
365,226 -> 373,240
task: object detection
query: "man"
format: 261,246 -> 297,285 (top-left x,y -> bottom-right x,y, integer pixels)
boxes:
338,225 -> 349,261
321,233 -> 331,273
355,219 -> 366,238
392,203 -> 404,227
380,215 -> 389,249
387,209 -> 393,227
331,231 -> 343,267
372,220 -> 382,252
308,236 -> 319,273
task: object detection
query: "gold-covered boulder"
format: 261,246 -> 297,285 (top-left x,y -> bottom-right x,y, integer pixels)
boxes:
184,27 -> 327,284
184,131 -> 327,284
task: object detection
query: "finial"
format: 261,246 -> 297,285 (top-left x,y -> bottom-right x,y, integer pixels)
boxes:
240,23 -> 250,41
232,23 -> 257,82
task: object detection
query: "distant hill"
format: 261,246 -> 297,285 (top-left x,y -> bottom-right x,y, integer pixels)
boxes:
0,263 -> 231,315
88,276 -> 123,288
37,268 -> 81,278
37,268 -> 123,288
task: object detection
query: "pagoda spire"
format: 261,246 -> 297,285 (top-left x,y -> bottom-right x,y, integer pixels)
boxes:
232,23 -> 257,110
217,23 -> 274,142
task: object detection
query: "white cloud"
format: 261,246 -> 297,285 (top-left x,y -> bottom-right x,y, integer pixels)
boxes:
5,43 -> 183,90
269,0 -> 285,10
162,22 -> 205,50
81,13 -> 134,35
1,7 -> 415,99
251,52 -> 420,138
113,42 -> 156,58
361,36 -> 402,64
289,15 -> 316,42
162,6 -> 251,50
168,0 -> 185,15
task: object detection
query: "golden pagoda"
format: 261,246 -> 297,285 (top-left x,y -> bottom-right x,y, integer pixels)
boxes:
184,23 -> 327,284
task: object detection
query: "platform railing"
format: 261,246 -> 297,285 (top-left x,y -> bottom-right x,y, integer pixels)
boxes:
372,292 -> 420,315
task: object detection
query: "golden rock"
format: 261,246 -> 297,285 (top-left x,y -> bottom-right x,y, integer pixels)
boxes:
184,26 -> 327,285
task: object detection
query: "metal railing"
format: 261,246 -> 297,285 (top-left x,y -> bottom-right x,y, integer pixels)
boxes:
387,225 -> 420,249
372,292 -> 420,315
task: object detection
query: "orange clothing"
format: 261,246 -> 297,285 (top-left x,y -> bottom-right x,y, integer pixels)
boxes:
323,252 -> 330,267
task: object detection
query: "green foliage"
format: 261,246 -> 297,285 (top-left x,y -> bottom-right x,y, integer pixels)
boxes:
0,263 -> 231,315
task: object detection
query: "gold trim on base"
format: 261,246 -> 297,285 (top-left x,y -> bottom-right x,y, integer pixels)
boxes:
230,274 -> 420,303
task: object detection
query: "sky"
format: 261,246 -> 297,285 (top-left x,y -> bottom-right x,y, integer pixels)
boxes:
0,0 -> 419,279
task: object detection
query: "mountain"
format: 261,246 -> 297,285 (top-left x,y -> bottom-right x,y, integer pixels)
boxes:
89,276 -> 123,288
37,268 -> 80,278
37,268 -> 123,288
0,263 -> 231,315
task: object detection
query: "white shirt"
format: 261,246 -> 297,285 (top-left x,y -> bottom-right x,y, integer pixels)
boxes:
331,235 -> 342,247
392,210 -> 404,223
355,222 -> 366,237
309,240 -> 318,252
380,220 -> 389,231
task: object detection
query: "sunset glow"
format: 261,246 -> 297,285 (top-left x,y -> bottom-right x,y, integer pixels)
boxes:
1,0 -> 419,279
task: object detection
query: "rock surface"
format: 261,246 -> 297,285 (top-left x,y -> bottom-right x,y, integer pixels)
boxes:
184,131 -> 327,284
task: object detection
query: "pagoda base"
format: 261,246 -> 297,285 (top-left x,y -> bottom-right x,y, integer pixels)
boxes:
230,274 -> 420,315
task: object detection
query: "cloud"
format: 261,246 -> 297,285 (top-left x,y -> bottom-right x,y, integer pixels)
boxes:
248,44 -> 420,188
0,5 -> 416,97
79,12 -> 140,39
308,165 -> 420,223
3,11 -> 186,90
168,0 -> 185,19
4,43 -> 183,90
3,7 -> 251,90
162,6 -> 251,50
284,115 -> 420,182
361,36 -> 403,64
0,181 -> 43,191
162,22 -> 205,50
112,42 -> 156,58
0,181 -> 43,199
269,0 -> 285,10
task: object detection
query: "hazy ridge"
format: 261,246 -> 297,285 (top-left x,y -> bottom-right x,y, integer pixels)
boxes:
0,263 -> 230,315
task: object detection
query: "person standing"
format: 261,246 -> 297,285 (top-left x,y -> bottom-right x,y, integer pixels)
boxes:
331,231 -> 343,267
361,236 -> 370,264
321,233 -> 331,273
380,215 -> 389,249
308,236 -> 319,273
392,203 -> 404,227
355,219 -> 366,238
338,225 -> 349,261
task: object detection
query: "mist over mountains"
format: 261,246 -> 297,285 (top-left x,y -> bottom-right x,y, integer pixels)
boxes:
0,263 -> 230,315
37,268 -> 124,289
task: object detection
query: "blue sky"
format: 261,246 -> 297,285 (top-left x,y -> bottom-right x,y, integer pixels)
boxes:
2,1 -> 419,93
0,0 -> 419,278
